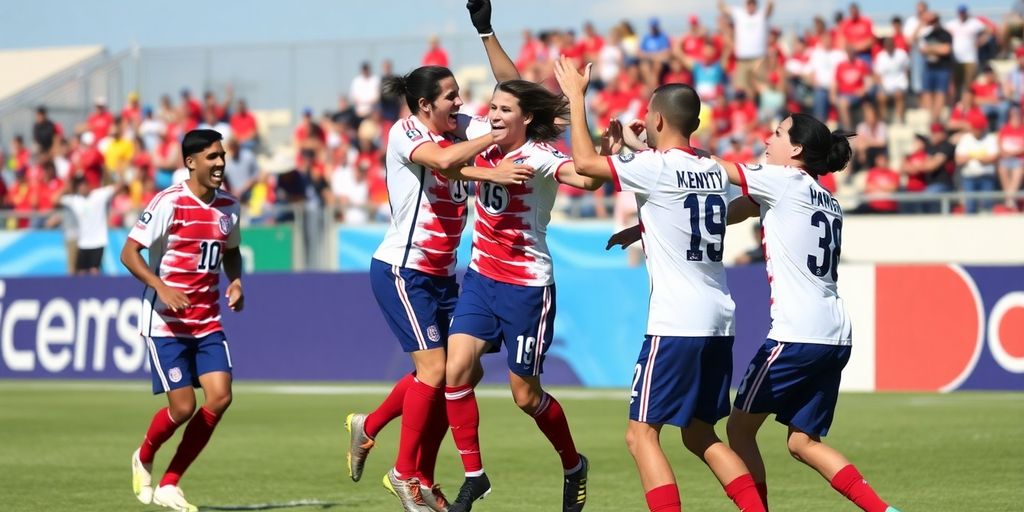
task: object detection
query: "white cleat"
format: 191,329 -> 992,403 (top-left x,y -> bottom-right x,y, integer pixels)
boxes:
131,448 -> 153,504
152,484 -> 199,512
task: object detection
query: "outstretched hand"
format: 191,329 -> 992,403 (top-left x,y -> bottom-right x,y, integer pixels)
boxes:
553,55 -> 592,100
601,119 -> 624,156
467,0 -> 493,34
622,119 -> 649,151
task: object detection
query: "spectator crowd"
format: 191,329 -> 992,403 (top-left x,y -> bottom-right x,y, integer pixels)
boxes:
4,0 -> 1024,238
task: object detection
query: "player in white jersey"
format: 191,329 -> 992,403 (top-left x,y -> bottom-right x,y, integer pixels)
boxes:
121,129 -> 243,512
554,56 -> 766,512
717,113 -> 900,512
442,78 -> 606,512
348,3 -> 536,511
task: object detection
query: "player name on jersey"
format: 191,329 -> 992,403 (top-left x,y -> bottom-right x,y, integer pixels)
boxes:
810,187 -> 842,214
677,169 -> 726,190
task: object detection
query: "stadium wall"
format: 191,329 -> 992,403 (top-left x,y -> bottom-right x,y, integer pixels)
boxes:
0,264 -> 1020,391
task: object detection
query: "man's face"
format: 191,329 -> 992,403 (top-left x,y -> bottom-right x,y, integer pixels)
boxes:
187,141 -> 226,190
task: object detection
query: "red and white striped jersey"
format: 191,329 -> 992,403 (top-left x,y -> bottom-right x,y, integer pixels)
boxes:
128,182 -> 241,339
373,114 -> 489,276
469,140 -> 572,287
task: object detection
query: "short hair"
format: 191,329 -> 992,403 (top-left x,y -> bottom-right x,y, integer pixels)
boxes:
649,83 -> 702,136
181,129 -> 223,167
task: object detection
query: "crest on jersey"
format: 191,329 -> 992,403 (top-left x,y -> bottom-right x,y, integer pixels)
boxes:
745,164 -> 763,171
618,152 -> 635,163
139,211 -> 152,225
426,325 -> 441,342
406,128 -> 423,141
219,215 -> 233,235
168,367 -> 182,383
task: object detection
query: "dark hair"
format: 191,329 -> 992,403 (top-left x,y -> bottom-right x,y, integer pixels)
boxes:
181,129 -> 223,166
787,113 -> 854,175
382,66 -> 455,113
649,83 -> 702,136
36,105 -> 47,115
495,80 -> 569,142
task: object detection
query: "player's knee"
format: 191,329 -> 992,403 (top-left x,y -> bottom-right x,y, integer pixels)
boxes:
445,361 -> 472,387
786,433 -> 812,460
624,423 -> 655,454
512,388 -> 542,414
169,401 -> 196,423
416,359 -> 446,387
205,391 -> 232,415
681,427 -> 718,456
726,415 -> 753,443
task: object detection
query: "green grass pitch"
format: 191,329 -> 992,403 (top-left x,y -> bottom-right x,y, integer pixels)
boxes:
2,381 -> 1021,511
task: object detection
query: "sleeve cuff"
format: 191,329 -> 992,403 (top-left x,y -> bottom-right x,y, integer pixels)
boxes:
554,160 -> 573,184
406,140 -> 431,166
606,156 -> 622,192
735,162 -> 758,205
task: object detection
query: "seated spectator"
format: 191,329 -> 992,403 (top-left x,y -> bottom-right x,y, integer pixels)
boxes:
832,45 -> 871,129
971,66 -> 1006,130
7,134 -> 31,173
948,90 -> 987,139
330,156 -> 370,225
225,138 -> 259,201
998,105 -> 1024,210
900,134 -> 930,206
854,153 -> 900,214
690,42 -> 726,102
873,37 -> 910,123
904,124 -> 956,213
229,99 -> 259,151
955,117 -> 999,213
854,102 -> 888,171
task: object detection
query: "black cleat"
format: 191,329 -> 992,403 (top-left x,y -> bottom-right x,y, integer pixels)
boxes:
447,473 -> 492,512
563,454 -> 588,512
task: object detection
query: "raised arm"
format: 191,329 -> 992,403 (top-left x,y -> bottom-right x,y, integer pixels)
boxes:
553,57 -> 615,180
468,0 -> 520,82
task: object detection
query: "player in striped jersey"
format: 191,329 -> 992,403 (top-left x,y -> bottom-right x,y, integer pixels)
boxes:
347,3 -> 536,511
717,113 -> 900,512
122,129 -> 243,512
442,78 -> 607,512
555,56 -> 766,512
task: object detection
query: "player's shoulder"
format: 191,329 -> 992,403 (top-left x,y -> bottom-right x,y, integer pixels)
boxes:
525,140 -> 570,160
144,182 -> 186,211
614,148 -> 657,165
390,116 -> 429,144
214,188 -> 241,208
746,163 -> 805,179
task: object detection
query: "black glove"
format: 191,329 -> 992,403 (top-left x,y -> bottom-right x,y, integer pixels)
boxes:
467,0 -> 493,34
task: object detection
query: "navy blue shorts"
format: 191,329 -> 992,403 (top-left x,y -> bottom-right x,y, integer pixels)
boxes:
733,339 -> 852,437
146,331 -> 232,395
450,269 -> 555,376
629,335 -> 734,428
922,68 -> 951,93
370,258 -> 458,353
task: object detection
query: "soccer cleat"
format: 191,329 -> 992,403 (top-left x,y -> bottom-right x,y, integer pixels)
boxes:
346,412 -> 375,482
131,448 -> 153,504
562,453 -> 589,512
447,473 -> 492,512
885,508 -> 902,512
382,469 -> 431,512
152,484 -> 198,512
420,483 -> 451,512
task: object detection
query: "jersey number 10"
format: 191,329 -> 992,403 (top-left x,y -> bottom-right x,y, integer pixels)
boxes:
683,193 -> 726,262
197,241 -> 223,271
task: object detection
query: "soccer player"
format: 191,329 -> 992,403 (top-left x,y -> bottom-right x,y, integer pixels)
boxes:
442,78 -> 607,512
346,3 -> 531,510
716,113 -> 900,512
122,129 -> 243,512
554,56 -> 766,512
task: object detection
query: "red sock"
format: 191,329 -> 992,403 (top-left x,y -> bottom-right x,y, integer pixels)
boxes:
395,379 -> 438,479
138,407 -> 181,464
415,387 -> 448,487
531,393 -> 580,471
645,483 -> 682,512
159,407 -> 221,487
830,465 -> 889,512
756,481 -> 768,509
724,474 -> 766,512
445,384 -> 483,475
365,373 -> 415,438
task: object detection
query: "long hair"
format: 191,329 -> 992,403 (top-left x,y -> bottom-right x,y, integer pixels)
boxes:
495,80 -> 569,143
787,113 -> 854,175
382,66 -> 455,113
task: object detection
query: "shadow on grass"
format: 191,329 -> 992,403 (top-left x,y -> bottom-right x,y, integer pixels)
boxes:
199,498 -> 361,511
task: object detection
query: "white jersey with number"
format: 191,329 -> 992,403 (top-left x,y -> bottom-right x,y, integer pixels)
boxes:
373,114 -> 490,276
736,163 -> 852,345
608,147 -> 735,337
469,140 -> 572,287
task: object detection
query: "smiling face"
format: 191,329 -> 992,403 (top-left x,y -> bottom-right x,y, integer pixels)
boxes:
186,140 -> 226,191
419,76 -> 463,133
764,116 -> 800,166
488,90 -> 531,149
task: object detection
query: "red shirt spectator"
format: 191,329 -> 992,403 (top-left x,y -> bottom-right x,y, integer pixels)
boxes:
949,104 -> 987,130
422,37 -> 449,67
680,33 -> 705,61
729,98 -> 758,136
230,109 -> 258,143
840,16 -> 874,51
904,148 -> 929,192
578,26 -> 604,59
516,31 -> 547,71
971,80 -> 1000,104
121,94 -> 142,126
864,165 -> 900,212
722,143 -> 754,164
998,121 -> 1024,156
818,172 -> 837,194
835,58 -> 870,95
87,107 -> 114,140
